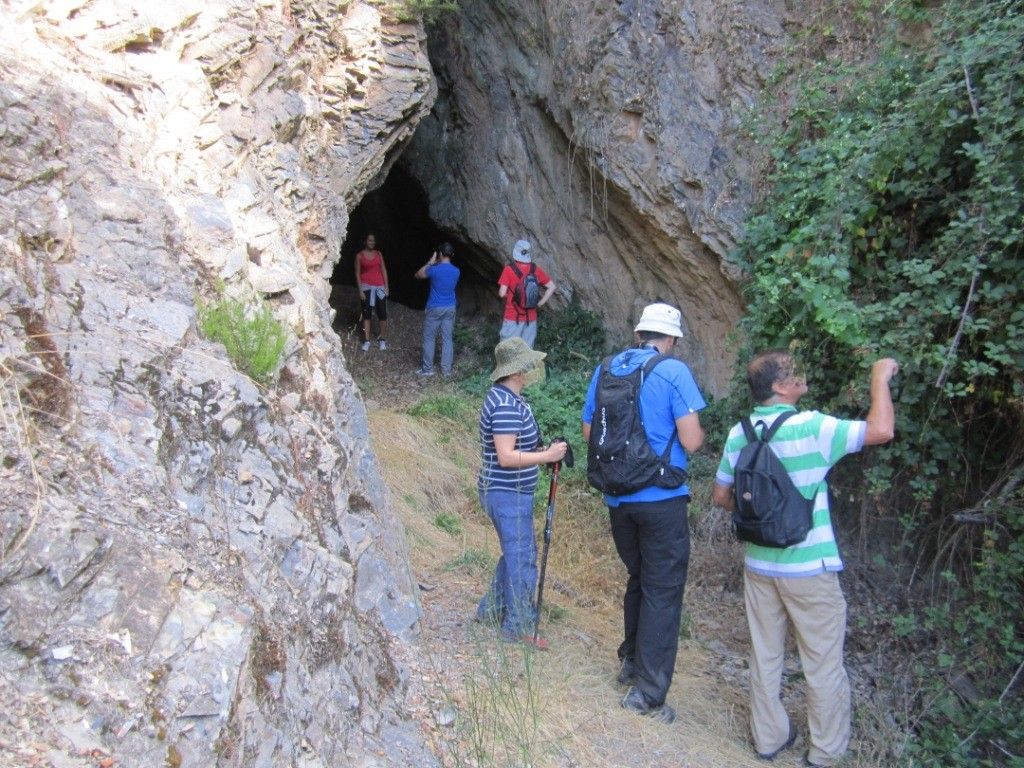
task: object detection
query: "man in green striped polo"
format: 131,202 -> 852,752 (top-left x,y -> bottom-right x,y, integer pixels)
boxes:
712,349 -> 898,767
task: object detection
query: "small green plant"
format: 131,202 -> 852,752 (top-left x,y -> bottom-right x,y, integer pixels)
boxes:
197,293 -> 286,383
433,510 -> 463,536
444,548 -> 492,574
454,629 -> 548,767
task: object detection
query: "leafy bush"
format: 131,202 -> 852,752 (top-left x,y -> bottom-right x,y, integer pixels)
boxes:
733,0 -> 1024,762
197,293 -> 286,383
388,0 -> 457,23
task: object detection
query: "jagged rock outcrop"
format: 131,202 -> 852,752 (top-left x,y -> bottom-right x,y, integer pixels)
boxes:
0,1 -> 437,765
404,0 -> 787,390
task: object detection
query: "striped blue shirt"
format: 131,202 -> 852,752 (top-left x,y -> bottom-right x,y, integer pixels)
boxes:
478,384 -> 540,494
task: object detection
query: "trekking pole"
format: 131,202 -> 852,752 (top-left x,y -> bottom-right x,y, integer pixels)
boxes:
534,437 -> 574,644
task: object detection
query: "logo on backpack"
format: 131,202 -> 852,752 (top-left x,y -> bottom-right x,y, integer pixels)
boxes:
731,411 -> 814,548
586,353 -> 688,495
511,262 -> 541,312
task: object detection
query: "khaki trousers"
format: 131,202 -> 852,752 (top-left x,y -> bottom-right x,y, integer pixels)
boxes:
744,570 -> 851,766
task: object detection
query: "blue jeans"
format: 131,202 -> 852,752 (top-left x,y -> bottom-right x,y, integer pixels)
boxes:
476,489 -> 538,636
423,305 -> 456,375
499,319 -> 537,349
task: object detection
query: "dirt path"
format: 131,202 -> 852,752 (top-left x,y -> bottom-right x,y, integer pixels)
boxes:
344,300 -> 885,768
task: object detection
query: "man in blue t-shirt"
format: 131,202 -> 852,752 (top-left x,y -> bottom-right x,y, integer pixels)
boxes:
415,242 -> 461,377
581,303 -> 707,724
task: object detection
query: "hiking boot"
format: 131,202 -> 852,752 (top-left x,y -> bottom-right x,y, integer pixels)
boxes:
378,339 -> 387,350
416,367 -> 435,377
757,724 -> 798,760
621,686 -> 675,724
617,657 -> 637,686
360,341 -> 370,352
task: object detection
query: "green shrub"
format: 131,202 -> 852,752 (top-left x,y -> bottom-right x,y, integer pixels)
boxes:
197,294 -> 286,383
388,0 -> 457,23
732,0 -> 1024,762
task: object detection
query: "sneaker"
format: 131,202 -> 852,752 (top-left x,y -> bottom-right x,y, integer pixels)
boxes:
378,339 -> 387,350
621,686 -> 675,724
360,341 -> 370,352
416,367 -> 435,377
617,657 -> 637,686
757,724 -> 798,760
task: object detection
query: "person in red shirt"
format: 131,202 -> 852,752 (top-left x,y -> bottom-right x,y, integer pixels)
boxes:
354,232 -> 390,351
497,239 -> 556,349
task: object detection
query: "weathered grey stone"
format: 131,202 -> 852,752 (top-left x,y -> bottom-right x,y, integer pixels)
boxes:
0,2 -> 436,764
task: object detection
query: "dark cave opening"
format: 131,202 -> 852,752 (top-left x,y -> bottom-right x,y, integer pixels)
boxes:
330,163 -> 493,324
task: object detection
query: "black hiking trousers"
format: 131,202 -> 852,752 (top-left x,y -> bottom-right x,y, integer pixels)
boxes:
609,495 -> 691,707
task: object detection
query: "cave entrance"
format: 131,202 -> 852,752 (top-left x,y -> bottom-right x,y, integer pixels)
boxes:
330,163 -> 494,340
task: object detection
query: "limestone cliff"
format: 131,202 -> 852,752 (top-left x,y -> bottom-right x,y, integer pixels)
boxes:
0,1 -> 437,765
405,0 -> 786,390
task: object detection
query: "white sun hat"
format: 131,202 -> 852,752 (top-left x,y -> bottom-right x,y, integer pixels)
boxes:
634,303 -> 684,338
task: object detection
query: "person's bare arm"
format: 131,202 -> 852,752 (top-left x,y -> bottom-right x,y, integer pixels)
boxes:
537,279 -> 557,307
498,284 -> 509,299
864,358 -> 899,446
581,422 -> 591,443
712,482 -> 734,511
676,412 -> 704,454
380,255 -> 390,295
415,252 -> 437,280
494,433 -> 567,467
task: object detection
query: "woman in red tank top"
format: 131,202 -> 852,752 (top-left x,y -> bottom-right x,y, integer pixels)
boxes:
354,232 -> 390,350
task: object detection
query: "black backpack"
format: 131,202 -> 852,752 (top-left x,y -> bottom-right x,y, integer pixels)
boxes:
731,411 -> 814,547
586,353 -> 689,495
511,263 -> 541,311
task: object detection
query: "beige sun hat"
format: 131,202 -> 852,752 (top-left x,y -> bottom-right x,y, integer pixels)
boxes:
634,302 -> 684,338
490,337 -> 547,381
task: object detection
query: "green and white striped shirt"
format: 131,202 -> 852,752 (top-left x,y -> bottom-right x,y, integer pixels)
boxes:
716,404 -> 866,578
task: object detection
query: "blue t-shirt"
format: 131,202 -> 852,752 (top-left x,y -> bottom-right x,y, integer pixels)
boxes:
425,262 -> 460,308
479,384 -> 540,494
582,347 -> 706,506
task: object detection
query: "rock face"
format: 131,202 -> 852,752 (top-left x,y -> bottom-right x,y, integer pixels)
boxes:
403,0 -> 787,390
0,1 -> 437,766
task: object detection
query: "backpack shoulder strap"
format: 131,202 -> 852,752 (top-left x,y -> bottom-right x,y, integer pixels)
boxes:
640,352 -> 670,383
740,417 -> 758,443
529,263 -> 536,276
511,262 -> 523,279
763,410 -> 797,442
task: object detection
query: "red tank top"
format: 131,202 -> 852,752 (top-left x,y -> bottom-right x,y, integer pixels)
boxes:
357,250 -> 385,286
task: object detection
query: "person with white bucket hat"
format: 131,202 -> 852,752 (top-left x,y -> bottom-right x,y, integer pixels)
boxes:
581,302 -> 707,723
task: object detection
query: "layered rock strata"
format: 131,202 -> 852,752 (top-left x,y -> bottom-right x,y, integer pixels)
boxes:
403,0 -> 786,390
0,1 -> 436,765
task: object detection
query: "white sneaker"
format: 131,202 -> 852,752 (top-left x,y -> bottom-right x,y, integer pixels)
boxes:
378,339 -> 387,351
416,368 -> 435,377
360,341 -> 370,352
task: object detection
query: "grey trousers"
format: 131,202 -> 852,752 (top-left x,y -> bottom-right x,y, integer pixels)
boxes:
422,305 -> 456,375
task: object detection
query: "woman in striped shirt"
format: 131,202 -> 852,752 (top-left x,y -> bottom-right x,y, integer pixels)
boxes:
476,337 -> 567,649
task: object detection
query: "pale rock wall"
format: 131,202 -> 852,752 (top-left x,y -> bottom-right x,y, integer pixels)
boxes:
405,0 -> 786,391
0,1 -> 437,765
